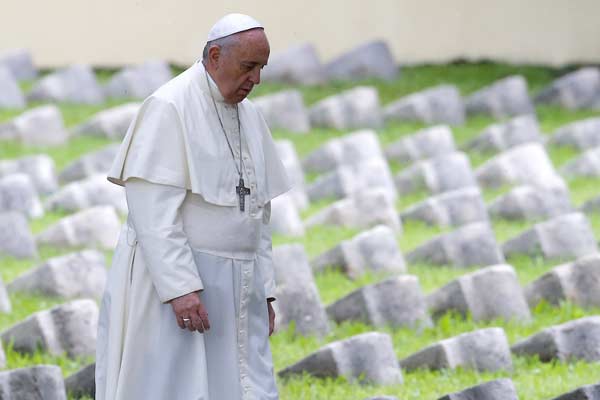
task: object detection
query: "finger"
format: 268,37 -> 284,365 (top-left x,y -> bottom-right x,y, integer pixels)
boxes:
176,316 -> 185,329
191,315 -> 204,333
177,315 -> 188,330
199,312 -> 211,331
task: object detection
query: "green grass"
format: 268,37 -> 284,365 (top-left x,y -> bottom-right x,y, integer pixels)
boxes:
2,62 -> 600,399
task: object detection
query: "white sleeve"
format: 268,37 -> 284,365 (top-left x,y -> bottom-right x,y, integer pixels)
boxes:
125,177 -> 203,303
257,201 -> 277,301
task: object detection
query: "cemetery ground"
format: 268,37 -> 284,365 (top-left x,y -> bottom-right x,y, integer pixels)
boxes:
2,61 -> 600,399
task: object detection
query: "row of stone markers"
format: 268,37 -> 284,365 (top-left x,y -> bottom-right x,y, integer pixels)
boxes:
0,102 -> 140,147
2,366 -> 599,400
2,243 -> 600,398
2,117 -> 600,258
1,117 -> 599,255
254,69 -> 600,132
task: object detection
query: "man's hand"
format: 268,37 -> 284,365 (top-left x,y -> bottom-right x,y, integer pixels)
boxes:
170,291 -> 211,333
267,301 -> 276,336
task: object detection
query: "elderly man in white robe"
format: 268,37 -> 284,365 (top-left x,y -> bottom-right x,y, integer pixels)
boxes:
95,14 -> 290,400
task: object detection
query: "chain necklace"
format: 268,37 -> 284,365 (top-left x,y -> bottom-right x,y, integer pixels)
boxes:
205,69 -> 251,212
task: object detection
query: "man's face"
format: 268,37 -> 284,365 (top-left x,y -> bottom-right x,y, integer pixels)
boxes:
209,29 -> 270,104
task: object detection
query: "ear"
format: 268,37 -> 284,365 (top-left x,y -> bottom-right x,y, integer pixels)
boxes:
207,45 -> 221,69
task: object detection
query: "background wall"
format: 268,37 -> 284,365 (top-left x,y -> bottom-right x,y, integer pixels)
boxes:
1,0 -> 599,68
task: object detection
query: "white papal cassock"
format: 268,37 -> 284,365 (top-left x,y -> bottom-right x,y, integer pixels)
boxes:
95,61 -> 290,400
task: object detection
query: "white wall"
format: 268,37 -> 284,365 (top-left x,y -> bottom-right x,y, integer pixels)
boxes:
1,0 -> 599,68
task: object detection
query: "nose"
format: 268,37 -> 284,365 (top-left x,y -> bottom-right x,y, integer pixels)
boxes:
249,66 -> 261,85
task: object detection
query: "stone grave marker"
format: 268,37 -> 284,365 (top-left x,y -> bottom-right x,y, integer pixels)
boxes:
400,327 -> 513,372
465,75 -> 534,118
272,244 -> 329,336
427,264 -> 531,322
254,90 -> 310,133
407,222 -> 504,268
36,206 -> 121,250
8,249 -> 107,300
502,212 -> 598,260
279,332 -> 403,385
384,85 -> 465,125
72,102 -> 140,140
511,316 -> 600,362
309,87 -> 383,130
28,64 -> 104,104
384,125 -> 456,164
1,299 -> 99,358
326,275 -> 431,328
312,225 -> 405,278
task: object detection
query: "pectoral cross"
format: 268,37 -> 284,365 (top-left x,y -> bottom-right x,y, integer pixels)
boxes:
236,177 -> 251,212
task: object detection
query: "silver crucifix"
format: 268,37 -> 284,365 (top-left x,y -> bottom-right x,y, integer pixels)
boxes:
236,177 -> 251,212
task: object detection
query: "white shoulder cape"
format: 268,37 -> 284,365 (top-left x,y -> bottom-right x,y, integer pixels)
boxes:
107,62 -> 290,207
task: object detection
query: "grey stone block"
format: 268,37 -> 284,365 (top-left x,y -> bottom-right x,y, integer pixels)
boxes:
36,206 -> 121,250
535,67 -> 600,110
8,249 -> 107,300
105,60 -> 172,99
272,245 -> 329,336
401,187 -> 488,227
279,332 -> 403,384
428,264 -> 531,322
275,140 -> 308,210
0,365 -> 66,400
488,182 -> 574,221
326,275 -> 431,328
307,158 -> 396,202
309,87 -> 383,130
303,129 -> 384,173
400,327 -> 513,372
254,90 -> 310,133
72,102 -> 140,140
438,379 -> 518,400
0,211 -> 37,259
0,276 -> 10,314
305,189 -> 402,232
270,193 -> 305,237
582,195 -> 600,215
476,143 -> 562,189
511,316 -> 600,362
551,382 -> 600,400
384,125 -> 457,164
28,64 -> 104,104
465,75 -> 534,118
525,253 -> 600,309
0,173 -> 44,218
65,363 -> 95,399
1,299 -> 98,358
384,85 -> 465,125
0,66 -> 25,109
0,105 -> 69,146
0,49 -> 37,80
560,147 -> 600,178
502,212 -> 598,260
407,222 -> 504,268
325,40 -> 398,81
261,43 -> 326,85
466,114 -> 543,153
45,174 -> 127,215
549,117 -> 600,150
0,154 -> 58,195
58,144 -> 120,184
395,152 -> 477,196
312,225 -> 405,278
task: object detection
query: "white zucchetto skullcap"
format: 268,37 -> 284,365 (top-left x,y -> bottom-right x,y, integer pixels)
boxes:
207,13 -> 263,42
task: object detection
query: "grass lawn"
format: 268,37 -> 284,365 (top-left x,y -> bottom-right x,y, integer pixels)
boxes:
1,62 -> 600,399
